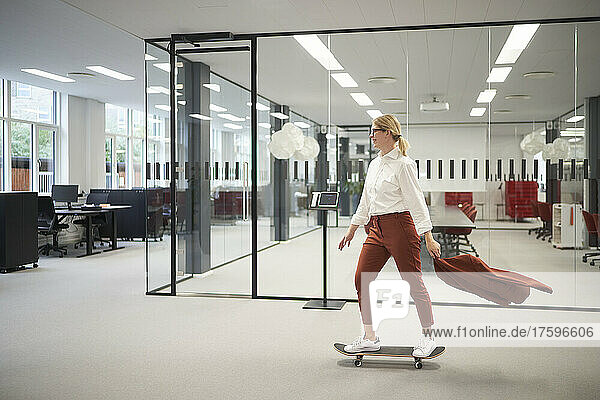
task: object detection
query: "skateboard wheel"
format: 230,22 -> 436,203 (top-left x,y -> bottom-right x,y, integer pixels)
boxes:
354,359 -> 362,367
414,361 -> 423,369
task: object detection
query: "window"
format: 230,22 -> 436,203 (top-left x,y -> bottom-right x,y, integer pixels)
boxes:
11,81 -> 55,124
105,137 -> 113,188
132,110 -> 145,138
116,136 -> 128,188
10,122 -> 32,191
105,104 -> 128,135
15,82 -> 31,98
131,138 -> 143,187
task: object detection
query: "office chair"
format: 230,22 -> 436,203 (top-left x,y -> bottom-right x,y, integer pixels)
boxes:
446,208 -> 479,257
38,196 -> 69,257
74,192 -> 110,248
536,202 -> 553,241
528,200 -> 543,236
581,210 -> 600,266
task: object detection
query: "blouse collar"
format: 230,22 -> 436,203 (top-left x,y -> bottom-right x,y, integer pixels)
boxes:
380,147 -> 400,160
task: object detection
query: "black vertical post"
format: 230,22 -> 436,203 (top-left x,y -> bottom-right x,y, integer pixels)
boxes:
546,119 -> 560,204
272,104 -> 290,241
586,96 -> 600,247
339,137 -> 350,216
251,36 -> 258,299
169,37 -> 176,296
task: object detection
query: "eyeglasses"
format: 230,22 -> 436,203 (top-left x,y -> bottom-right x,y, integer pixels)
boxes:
369,128 -> 387,137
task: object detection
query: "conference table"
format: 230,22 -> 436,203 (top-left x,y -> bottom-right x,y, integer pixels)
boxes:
429,205 -> 476,258
55,205 -> 131,257
429,205 -> 476,230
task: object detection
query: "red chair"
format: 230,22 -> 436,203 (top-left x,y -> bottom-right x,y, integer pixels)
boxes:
582,210 -> 600,266
536,202 -> 552,241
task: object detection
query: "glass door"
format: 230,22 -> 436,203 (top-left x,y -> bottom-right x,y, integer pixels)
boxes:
36,126 -> 55,194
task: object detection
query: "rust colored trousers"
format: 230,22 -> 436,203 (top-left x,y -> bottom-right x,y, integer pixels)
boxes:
355,212 -> 434,328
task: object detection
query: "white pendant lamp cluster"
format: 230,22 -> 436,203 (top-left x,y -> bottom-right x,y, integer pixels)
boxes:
520,131 -> 570,161
267,123 -> 320,160
519,130 -> 546,154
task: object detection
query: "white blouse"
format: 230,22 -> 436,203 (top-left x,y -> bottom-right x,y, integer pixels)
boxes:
350,147 -> 433,236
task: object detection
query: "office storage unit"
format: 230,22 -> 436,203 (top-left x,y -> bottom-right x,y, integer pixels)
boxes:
0,192 -> 38,272
552,203 -> 585,249
505,181 -> 538,219
90,188 -> 164,240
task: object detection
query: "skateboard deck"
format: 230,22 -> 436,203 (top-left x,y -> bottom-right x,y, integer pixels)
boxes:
333,342 -> 445,369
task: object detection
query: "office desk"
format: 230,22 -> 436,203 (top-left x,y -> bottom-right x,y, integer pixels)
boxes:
56,205 -> 131,257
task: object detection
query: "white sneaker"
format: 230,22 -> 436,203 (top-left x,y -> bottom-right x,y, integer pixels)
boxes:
344,335 -> 381,353
412,336 -> 436,357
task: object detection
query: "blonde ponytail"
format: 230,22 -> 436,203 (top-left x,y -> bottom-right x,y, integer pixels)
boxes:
372,114 -> 410,156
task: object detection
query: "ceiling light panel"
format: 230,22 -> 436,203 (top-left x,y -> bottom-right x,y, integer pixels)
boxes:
270,112 -> 289,120
145,54 -> 157,61
476,89 -> 497,103
86,65 -> 135,81
218,113 -> 245,122
566,115 -> 585,123
495,23 -> 540,64
189,114 -> 211,120
21,68 -> 75,83
223,123 -> 243,130
209,104 -> 227,112
331,73 -> 358,87
470,107 -> 486,117
203,83 -> 220,92
155,104 -> 171,111
246,102 -> 270,111
350,93 -> 374,106
366,109 -> 383,119
487,67 -> 512,83
259,122 -> 271,129
293,34 -> 343,71
293,121 -> 311,129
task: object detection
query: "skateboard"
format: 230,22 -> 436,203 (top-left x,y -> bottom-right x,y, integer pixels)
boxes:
333,343 -> 445,369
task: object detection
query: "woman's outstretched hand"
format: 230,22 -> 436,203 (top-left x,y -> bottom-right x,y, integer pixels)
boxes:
425,234 -> 441,259
339,225 -> 358,250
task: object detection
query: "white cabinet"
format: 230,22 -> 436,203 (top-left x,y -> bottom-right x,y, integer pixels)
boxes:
552,203 -> 585,249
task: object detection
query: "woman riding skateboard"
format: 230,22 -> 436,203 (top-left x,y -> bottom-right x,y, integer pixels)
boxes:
338,114 -> 441,358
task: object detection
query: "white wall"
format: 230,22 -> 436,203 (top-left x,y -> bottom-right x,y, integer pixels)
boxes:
59,94 -> 105,192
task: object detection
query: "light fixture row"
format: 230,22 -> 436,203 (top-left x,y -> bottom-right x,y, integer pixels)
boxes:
470,23 -> 540,118
21,64 -> 135,83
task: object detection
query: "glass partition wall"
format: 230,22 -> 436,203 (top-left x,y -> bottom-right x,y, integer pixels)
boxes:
145,20 -> 600,313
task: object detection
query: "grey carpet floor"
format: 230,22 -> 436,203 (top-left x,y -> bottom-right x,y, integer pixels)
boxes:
1,243 -> 600,400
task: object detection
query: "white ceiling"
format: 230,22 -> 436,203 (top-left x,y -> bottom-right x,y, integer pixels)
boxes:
0,0 -> 598,134
61,0 -> 600,39
0,0 -> 144,110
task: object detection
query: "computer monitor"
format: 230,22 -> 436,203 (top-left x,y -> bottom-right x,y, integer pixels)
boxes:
51,184 -> 79,207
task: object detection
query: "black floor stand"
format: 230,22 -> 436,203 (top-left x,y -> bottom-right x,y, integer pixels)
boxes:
303,210 -> 346,310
